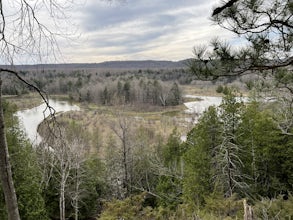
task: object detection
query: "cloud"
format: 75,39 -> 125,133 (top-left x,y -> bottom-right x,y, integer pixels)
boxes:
0,0 -> 236,64
62,0 -> 235,63
81,0 -> 206,30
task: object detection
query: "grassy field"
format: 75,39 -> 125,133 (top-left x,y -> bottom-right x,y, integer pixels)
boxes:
4,94 -> 43,110
55,101 -> 191,157
8,85 -> 220,157
11,93 -> 192,157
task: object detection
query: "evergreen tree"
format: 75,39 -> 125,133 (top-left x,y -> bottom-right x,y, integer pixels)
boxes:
238,101 -> 293,197
123,81 -> 131,103
152,80 -> 162,105
215,90 -> 246,197
0,101 -> 48,220
156,129 -> 183,208
189,0 -> 292,80
101,86 -> 110,105
167,82 -> 181,106
183,106 -> 221,207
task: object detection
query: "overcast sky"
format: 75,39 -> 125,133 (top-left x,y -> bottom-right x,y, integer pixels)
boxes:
51,0 -> 240,63
2,0 -> 241,64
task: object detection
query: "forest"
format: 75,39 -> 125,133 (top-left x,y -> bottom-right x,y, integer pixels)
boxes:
1,62 -> 293,220
2,67 -> 190,107
0,0 -> 292,219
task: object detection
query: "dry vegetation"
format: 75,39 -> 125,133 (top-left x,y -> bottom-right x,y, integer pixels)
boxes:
10,78 -> 247,158
4,94 -> 43,110
50,100 -> 191,157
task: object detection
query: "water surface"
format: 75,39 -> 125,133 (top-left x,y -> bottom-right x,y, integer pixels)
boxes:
16,99 -> 80,145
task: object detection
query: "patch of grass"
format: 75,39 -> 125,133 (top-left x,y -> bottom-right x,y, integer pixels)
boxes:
183,96 -> 204,102
14,93 -> 190,158
162,110 -> 181,117
5,93 -> 42,110
182,85 -> 219,96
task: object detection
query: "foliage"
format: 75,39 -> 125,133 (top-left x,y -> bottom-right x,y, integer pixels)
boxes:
189,0 -> 292,80
99,193 -> 156,220
182,90 -> 293,216
202,192 -> 243,219
253,194 -> 293,219
77,156 -> 107,219
155,129 -> 184,208
215,89 -> 246,197
183,106 -> 221,207
6,88 -> 293,219
0,101 -> 48,220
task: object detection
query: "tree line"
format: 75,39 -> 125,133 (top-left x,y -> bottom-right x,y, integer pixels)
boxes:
80,79 -> 182,106
1,69 -> 187,106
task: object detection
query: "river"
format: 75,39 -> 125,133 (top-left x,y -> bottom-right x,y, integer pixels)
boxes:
184,95 -> 223,115
16,95 -> 235,145
183,95 -> 248,120
16,99 -> 80,145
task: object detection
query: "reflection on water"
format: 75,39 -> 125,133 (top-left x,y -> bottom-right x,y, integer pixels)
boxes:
184,95 -> 223,115
16,95 -> 246,145
16,99 -> 80,145
184,95 -> 248,119
181,95 -> 248,141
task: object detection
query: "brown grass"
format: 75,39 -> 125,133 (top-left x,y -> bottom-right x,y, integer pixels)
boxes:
9,90 -> 198,158
46,99 -> 195,160
4,93 -> 43,110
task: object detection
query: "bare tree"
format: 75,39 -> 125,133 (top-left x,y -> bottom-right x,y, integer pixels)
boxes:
109,115 -> 133,198
39,127 -> 87,220
0,1 -> 77,218
215,90 -> 249,197
69,138 -> 87,220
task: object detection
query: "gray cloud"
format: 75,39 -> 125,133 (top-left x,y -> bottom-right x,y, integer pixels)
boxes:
81,0 -> 209,30
63,0 -> 234,62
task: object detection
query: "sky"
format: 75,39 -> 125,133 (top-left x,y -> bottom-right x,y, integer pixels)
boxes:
56,0 -> 238,63
2,0 -> 239,64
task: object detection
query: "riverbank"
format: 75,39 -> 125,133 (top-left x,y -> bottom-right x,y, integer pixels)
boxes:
14,91 -> 229,157
4,94 -> 43,110
15,98 -> 80,145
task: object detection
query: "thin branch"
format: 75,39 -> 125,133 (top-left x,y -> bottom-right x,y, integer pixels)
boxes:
0,68 -> 55,115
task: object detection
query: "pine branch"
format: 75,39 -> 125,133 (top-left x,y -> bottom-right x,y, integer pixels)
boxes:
212,0 -> 240,16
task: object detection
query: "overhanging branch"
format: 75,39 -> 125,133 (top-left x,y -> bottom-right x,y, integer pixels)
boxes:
0,68 -> 55,117
212,0 -> 240,16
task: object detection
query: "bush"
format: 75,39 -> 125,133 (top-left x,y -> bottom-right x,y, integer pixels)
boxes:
253,194 -> 293,219
216,85 -> 224,93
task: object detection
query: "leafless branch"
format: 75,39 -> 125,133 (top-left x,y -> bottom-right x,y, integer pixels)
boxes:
0,68 -> 55,117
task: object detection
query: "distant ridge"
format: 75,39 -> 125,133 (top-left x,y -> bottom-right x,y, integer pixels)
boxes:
2,60 -> 190,70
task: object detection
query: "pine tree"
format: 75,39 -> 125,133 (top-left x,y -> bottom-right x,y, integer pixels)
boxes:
183,106 -> 221,207
156,129 -> 183,208
238,101 -> 293,197
215,90 -> 247,197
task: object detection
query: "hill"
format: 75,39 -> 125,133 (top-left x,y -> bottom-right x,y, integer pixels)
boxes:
1,60 -> 189,71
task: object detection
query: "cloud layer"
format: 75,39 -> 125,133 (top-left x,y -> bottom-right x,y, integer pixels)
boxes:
62,0 -> 235,63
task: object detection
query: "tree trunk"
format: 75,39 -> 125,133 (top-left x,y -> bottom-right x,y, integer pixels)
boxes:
60,176 -> 66,220
122,131 -> 129,197
0,79 -> 21,220
243,199 -> 254,220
